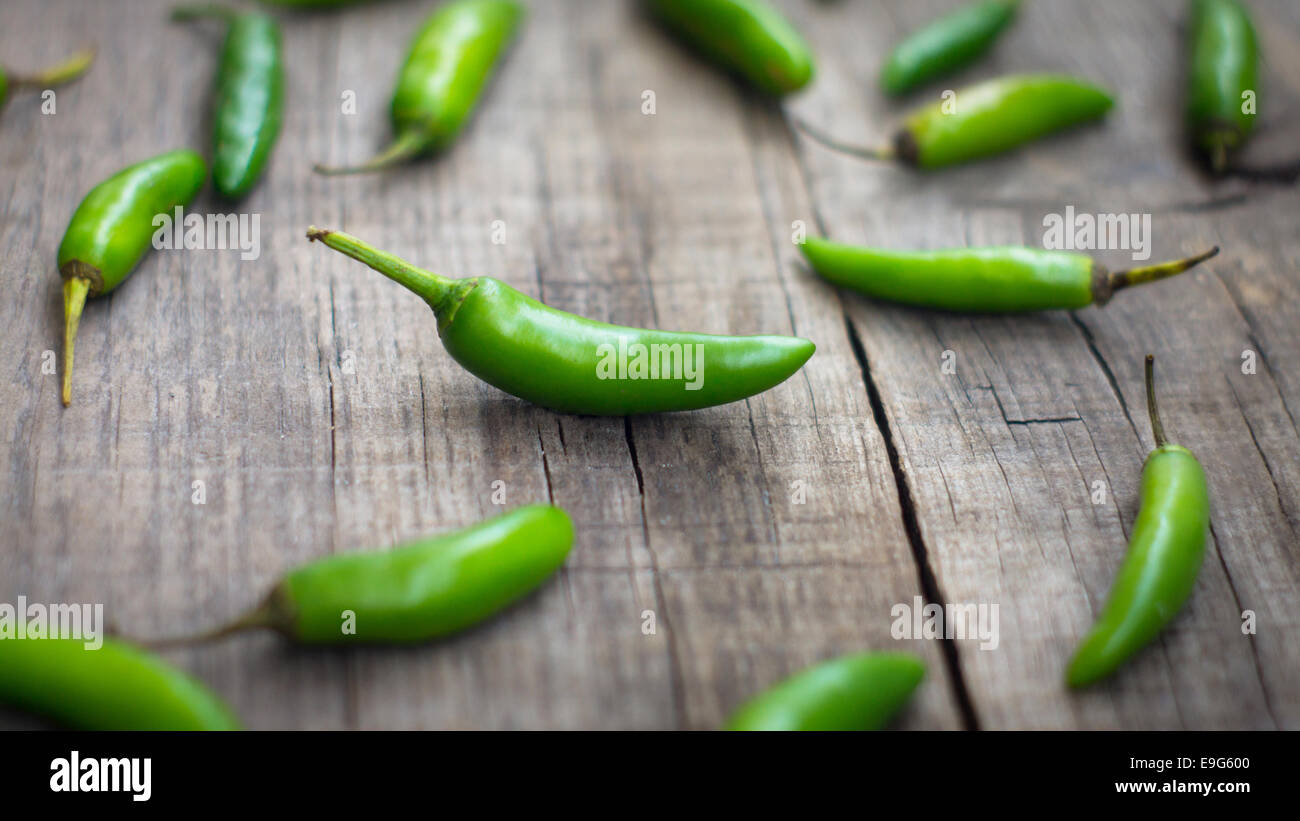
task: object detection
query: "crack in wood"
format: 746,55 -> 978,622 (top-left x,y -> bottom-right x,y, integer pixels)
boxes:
1206,520 -> 1281,729
843,315 -> 981,730
1005,417 -> 1085,425
781,103 -> 979,729
1222,376 -> 1300,546
536,422 -> 555,506
1069,314 -> 1141,442
622,416 -> 688,728
418,373 -> 430,488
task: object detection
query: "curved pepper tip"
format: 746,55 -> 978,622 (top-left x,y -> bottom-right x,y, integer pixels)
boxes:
9,47 -> 95,91
1064,631 -> 1109,688
792,336 -> 816,366
61,277 -> 90,407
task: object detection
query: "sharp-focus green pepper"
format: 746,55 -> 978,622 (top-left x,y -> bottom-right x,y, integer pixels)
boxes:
726,652 -> 925,731
174,6 -> 285,200
0,637 -> 240,730
1067,356 -> 1209,687
314,0 -> 523,175
1186,0 -> 1259,173
0,48 -> 94,111
797,74 -> 1113,168
799,239 -> 1220,313
151,505 -> 573,645
646,0 -> 814,95
307,227 -> 815,415
57,149 -> 206,406
880,0 -> 1020,95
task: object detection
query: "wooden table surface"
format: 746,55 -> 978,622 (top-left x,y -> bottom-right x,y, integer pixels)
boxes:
2,0 -> 1296,730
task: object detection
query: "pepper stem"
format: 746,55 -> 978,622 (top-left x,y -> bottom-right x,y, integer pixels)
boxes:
138,608 -> 272,650
1108,246 -> 1219,294
62,277 -> 90,407
131,597 -> 283,649
306,226 -> 463,311
313,130 -> 429,176
171,5 -> 239,23
1210,143 -> 1228,175
1145,354 -> 1167,449
8,48 -> 95,90
790,117 -> 896,162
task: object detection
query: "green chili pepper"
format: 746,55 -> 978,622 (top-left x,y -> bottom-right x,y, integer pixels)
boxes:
1186,0 -> 1259,173
306,227 -> 815,415
0,48 -> 95,111
645,0 -> 814,95
173,6 -> 284,200
880,0 -> 1020,95
145,504 -> 573,645
799,239 -> 1219,313
0,637 -> 240,730
797,74 -> 1114,168
726,652 -> 925,731
58,149 -> 206,407
1067,356 -> 1209,687
314,0 -> 524,175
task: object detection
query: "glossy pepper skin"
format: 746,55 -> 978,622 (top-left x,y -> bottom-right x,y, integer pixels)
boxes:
799,238 -> 1220,313
726,653 -> 925,731
1186,0 -> 1258,173
307,227 -> 815,415
0,637 -> 240,730
646,0 -> 814,95
0,49 -> 95,111
175,7 -> 284,200
797,73 -> 1113,168
902,74 -> 1113,167
1067,357 -> 1209,687
314,0 -> 523,175
57,149 -> 207,406
154,505 -> 574,645
880,0 -> 1020,95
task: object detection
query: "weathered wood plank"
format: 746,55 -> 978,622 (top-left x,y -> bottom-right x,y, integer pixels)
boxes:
790,0 -> 1298,728
1,0 -> 1294,730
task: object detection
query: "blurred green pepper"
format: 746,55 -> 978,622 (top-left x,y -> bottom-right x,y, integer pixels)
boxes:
1186,0 -> 1259,173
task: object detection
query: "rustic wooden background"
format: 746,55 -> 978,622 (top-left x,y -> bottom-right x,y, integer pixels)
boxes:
1,0 -> 1296,730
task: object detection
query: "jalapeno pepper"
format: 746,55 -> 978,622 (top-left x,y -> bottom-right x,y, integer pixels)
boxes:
799,238 -> 1218,313
0,637 -> 240,730
306,227 -> 815,415
797,74 -> 1114,168
726,652 -> 925,731
880,0 -> 1020,95
0,48 -> 94,111
174,6 -> 284,200
147,504 -> 573,645
314,0 -> 524,175
645,0 -> 814,95
1186,0 -> 1259,173
58,150 -> 207,406
1067,356 -> 1210,687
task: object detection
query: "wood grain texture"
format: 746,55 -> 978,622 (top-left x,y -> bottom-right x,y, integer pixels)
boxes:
0,0 -> 1294,730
